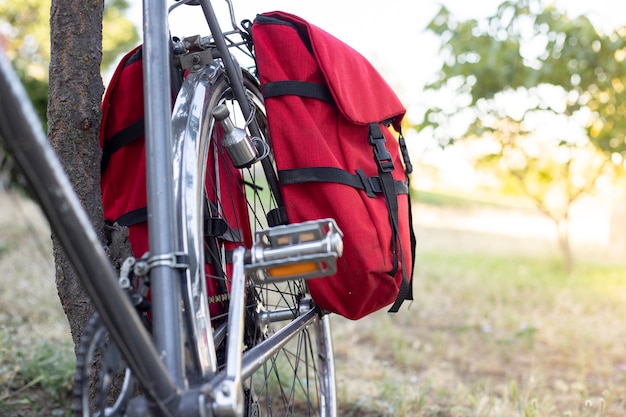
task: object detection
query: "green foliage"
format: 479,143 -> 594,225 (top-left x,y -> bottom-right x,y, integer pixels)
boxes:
0,0 -> 139,191
0,0 -> 139,124
0,0 -> 51,79
19,72 -> 48,127
0,330 -> 74,416
422,0 -> 626,157
102,0 -> 140,69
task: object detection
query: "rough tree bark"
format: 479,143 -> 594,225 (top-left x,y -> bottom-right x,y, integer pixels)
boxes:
47,0 -> 104,350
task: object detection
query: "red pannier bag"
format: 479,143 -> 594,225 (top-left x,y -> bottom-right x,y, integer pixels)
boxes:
251,11 -> 415,320
99,46 -> 251,319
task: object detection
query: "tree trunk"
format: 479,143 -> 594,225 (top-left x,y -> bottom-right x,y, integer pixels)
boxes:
48,0 -> 104,350
556,217 -> 573,272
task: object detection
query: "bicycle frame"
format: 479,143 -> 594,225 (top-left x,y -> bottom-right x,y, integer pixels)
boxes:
0,0 -> 339,415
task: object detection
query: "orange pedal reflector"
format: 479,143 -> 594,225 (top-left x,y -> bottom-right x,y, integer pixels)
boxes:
267,262 -> 321,278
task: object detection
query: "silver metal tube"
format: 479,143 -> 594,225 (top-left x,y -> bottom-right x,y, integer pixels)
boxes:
258,239 -> 331,262
226,247 -> 246,382
240,309 -> 317,380
258,308 -> 297,326
142,0 -> 185,387
318,315 -> 337,417
212,247 -> 247,416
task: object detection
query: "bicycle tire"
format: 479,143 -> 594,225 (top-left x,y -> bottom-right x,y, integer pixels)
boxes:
171,64 -> 337,416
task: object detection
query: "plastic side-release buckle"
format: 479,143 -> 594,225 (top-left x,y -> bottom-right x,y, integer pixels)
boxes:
368,123 -> 394,173
398,133 -> 413,174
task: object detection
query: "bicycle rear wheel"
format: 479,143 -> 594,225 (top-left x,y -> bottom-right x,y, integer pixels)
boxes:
171,63 -> 337,416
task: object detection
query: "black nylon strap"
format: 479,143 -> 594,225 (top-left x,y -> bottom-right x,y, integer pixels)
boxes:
355,170 -> 375,198
365,123 -> 411,313
278,166 -> 409,196
406,180 -> 416,302
205,217 -> 228,237
206,248 -> 235,266
101,118 -> 145,173
114,206 -> 148,227
263,81 -> 334,104
254,14 -> 314,53
398,129 -> 413,175
379,170 -> 400,278
267,206 -> 289,227
125,47 -> 143,67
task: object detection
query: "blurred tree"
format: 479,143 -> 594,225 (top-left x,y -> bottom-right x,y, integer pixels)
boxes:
0,0 -> 138,194
419,0 -> 621,269
0,0 -> 138,124
470,116 -> 607,271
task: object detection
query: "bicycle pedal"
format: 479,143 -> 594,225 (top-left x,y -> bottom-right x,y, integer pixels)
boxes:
246,219 -> 343,283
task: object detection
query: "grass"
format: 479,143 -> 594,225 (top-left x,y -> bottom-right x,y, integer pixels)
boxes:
332,248 -> 626,416
0,190 -> 74,416
3,189 -> 626,416
0,331 -> 74,416
414,188 -> 536,212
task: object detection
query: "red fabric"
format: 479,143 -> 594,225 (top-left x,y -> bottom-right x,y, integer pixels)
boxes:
252,12 -> 412,320
256,11 -> 405,129
100,45 -> 148,256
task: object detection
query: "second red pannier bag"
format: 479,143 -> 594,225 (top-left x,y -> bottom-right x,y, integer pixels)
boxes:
251,11 -> 415,320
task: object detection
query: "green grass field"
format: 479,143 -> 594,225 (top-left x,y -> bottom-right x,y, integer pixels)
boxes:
333,245 -> 626,416
2,190 -> 626,416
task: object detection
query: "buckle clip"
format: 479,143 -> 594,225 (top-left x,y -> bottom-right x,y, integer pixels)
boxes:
368,123 -> 394,173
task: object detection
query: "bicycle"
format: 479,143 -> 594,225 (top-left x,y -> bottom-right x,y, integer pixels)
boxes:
0,0 -> 343,416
